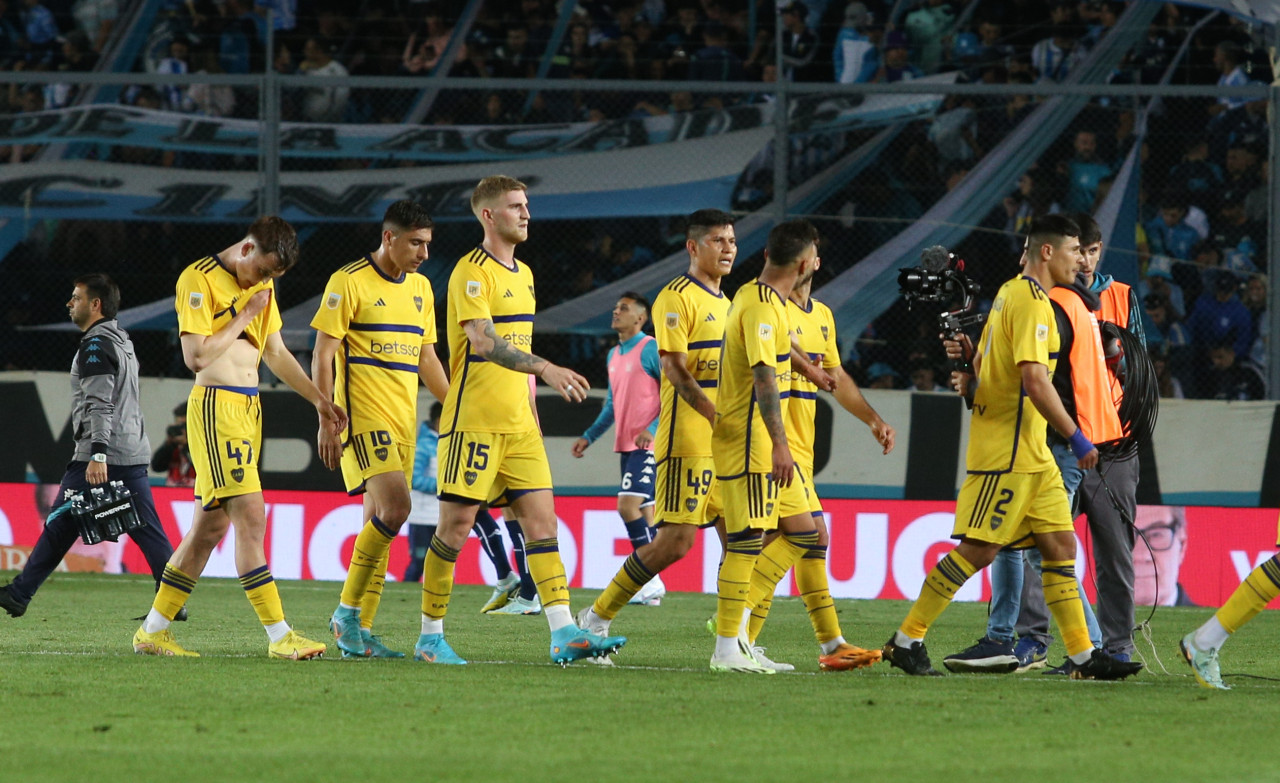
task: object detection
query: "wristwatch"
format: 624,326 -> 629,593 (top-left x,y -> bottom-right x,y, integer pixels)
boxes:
90,453 -> 107,463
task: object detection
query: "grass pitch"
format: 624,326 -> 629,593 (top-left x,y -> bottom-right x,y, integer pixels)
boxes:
0,572 -> 1275,783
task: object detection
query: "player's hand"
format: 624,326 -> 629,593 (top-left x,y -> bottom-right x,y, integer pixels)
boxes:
805,363 -> 837,393
317,424 -> 342,470
950,371 -> 972,396
1077,446 -> 1099,471
242,289 -> 272,319
771,443 -> 795,488
571,437 -> 589,458
541,364 -> 590,403
634,430 -> 654,450
870,419 -> 896,455
316,398 -> 347,437
85,460 -> 107,485
941,334 -> 973,361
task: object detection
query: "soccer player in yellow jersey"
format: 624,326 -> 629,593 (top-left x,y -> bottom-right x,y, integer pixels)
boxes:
708,219 -> 822,674
576,209 -> 736,644
739,225 -> 896,671
133,216 -> 347,659
311,200 -> 450,659
881,214 -> 1142,680
418,175 -> 625,665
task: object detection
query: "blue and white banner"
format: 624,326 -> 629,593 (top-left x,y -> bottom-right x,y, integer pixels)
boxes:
0,126 -> 774,222
0,76 -> 952,163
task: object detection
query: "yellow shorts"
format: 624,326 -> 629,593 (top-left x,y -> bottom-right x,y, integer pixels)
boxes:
655,456 -> 722,527
437,429 -> 552,504
721,472 -> 784,534
187,385 -> 262,511
341,429 -> 414,495
952,468 -> 1072,548
778,467 -> 818,519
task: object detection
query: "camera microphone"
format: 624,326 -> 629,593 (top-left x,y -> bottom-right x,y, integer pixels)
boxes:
920,245 -> 951,273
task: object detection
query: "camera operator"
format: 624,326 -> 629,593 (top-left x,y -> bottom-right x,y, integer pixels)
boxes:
151,403 -> 196,488
0,275 -> 178,619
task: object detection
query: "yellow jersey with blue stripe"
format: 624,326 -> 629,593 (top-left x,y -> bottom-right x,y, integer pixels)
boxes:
968,275 -> 1059,473
442,246 -> 538,435
310,256 -> 437,446
175,255 -> 281,364
786,296 -> 840,469
712,280 -> 792,478
653,273 -> 730,460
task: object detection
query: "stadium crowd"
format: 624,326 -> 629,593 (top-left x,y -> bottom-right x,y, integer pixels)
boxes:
0,0 -> 1272,401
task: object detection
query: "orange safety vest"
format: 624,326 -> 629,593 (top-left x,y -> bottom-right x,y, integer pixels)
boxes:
1050,286 -> 1124,445
1094,279 -> 1133,411
1097,280 -> 1132,329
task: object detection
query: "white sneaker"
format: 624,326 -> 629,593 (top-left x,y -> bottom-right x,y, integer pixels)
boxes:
487,595 -> 541,615
751,646 -> 795,672
575,606 -> 611,637
629,575 -> 666,606
480,573 -> 522,613
576,606 -> 615,666
710,644 -> 777,674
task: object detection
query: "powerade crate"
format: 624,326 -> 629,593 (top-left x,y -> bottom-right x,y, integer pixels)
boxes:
70,481 -> 145,545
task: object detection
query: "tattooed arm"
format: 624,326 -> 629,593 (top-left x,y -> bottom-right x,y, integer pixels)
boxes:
752,362 -> 794,486
463,317 -> 589,402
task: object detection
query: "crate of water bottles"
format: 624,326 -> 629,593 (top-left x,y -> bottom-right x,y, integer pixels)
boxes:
70,481 -> 145,546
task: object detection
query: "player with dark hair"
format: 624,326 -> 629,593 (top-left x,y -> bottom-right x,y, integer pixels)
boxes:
740,222 -> 896,671
313,199 -> 450,658
881,214 -> 1141,681
133,217 -> 345,659
705,218 -> 817,673
576,209 -> 736,647
571,291 -> 666,613
0,275 -> 176,619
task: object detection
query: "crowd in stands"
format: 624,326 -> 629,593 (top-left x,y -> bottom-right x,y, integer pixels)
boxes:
0,1 -> 1273,402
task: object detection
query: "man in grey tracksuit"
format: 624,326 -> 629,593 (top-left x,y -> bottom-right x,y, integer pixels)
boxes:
0,274 -> 177,618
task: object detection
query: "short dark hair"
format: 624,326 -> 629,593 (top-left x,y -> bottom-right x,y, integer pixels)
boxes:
1026,214 -> 1080,252
765,219 -> 819,267
172,402 -> 187,417
619,291 -> 650,316
248,215 -> 299,272
383,200 -> 434,234
73,273 -> 120,319
685,209 -> 735,244
1065,212 -> 1101,245
429,401 -> 443,422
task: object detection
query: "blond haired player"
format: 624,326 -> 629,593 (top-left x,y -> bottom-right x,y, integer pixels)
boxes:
312,200 -> 450,659
133,216 -> 346,659
417,175 -> 625,665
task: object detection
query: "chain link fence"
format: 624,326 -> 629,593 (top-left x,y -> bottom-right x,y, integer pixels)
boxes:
0,0 -> 1273,403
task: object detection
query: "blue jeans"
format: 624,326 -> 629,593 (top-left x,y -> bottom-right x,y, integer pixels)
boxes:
985,443 -> 1101,647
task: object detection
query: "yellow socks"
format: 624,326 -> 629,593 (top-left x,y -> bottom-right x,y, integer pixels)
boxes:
796,546 -> 841,645
525,538 -> 571,610
900,550 -> 977,639
154,563 -> 196,620
746,532 -> 813,642
340,517 -> 396,608
1040,559 -> 1092,657
593,551 -> 655,621
1217,555 -> 1280,633
239,564 -> 284,626
421,535 -> 459,620
717,531 -> 764,637
359,551 -> 389,631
